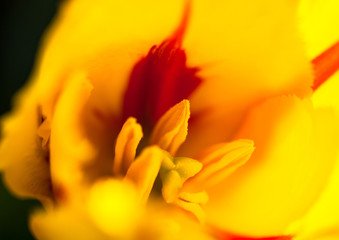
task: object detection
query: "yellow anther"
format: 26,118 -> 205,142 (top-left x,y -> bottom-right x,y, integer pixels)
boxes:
150,100 -> 190,155
185,139 -> 255,191
113,117 -> 143,176
124,146 -> 163,205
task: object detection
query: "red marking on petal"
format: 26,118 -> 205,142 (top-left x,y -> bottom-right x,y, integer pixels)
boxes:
312,40 -> 339,91
210,226 -> 293,240
222,236 -> 292,240
122,4 -> 202,127
53,184 -> 67,203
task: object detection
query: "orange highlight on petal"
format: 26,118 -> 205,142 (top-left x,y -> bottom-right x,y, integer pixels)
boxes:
312,41 -> 339,91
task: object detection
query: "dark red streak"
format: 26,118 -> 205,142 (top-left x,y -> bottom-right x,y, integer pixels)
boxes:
122,4 -> 202,127
312,40 -> 339,91
210,225 -> 293,240
222,235 -> 292,240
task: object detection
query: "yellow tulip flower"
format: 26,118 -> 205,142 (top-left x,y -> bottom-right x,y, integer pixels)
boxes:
1,0 -> 339,239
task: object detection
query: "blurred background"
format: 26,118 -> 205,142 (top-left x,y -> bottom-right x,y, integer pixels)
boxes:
1,0 -> 58,239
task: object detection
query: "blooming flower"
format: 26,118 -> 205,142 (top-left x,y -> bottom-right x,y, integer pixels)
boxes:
1,0 -> 339,239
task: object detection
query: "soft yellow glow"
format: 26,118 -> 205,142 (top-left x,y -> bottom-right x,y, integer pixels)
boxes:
31,206 -> 111,240
87,178 -> 140,238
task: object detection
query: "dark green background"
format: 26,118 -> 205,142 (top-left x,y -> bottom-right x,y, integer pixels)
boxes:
1,0 -> 58,239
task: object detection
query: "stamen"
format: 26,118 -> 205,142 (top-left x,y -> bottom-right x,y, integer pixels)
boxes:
312,41 -> 339,91
184,139 -> 254,191
160,153 -> 202,203
150,100 -> 190,155
124,146 -> 163,205
159,152 -> 207,221
113,117 -> 143,176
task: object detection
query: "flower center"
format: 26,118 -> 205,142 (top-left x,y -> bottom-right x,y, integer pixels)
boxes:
122,6 -> 202,128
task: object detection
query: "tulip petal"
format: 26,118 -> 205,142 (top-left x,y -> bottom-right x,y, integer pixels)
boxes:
180,0 -> 313,156
288,75 -> 339,240
287,154 -> 339,240
205,95 -> 339,236
30,207 -> 111,240
50,70 -> 95,200
313,72 -> 339,112
33,0 -> 188,120
0,88 -> 53,206
30,179 -> 139,240
297,0 -> 339,59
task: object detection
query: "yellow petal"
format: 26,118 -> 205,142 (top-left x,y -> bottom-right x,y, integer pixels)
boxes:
313,71 -> 339,112
297,0 -> 339,59
33,0 -> 188,119
185,139 -> 254,191
30,179 -> 138,240
205,95 -> 339,236
135,199 -> 214,240
180,0 -> 313,157
286,126 -> 339,239
113,117 -> 143,176
150,100 -> 190,155
50,70 -> 95,198
30,206 -> 111,240
0,87 -> 52,206
124,146 -> 163,205
290,68 -> 339,240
